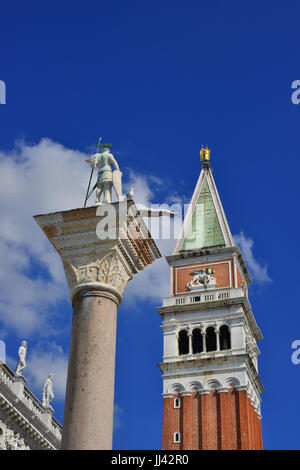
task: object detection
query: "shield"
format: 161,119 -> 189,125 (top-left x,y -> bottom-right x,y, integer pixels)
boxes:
112,170 -> 123,200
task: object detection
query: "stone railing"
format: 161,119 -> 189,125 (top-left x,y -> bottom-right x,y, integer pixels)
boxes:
0,367 -> 14,387
22,389 -> 62,441
0,364 -> 62,445
22,389 -> 44,420
162,288 -> 245,307
51,419 -> 63,440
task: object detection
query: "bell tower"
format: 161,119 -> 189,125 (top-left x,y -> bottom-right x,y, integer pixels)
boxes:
157,154 -> 264,450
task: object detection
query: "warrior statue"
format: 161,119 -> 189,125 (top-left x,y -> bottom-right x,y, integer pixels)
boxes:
42,373 -> 54,407
86,143 -> 123,204
15,340 -> 27,376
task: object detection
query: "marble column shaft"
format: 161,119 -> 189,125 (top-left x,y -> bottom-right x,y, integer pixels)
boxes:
61,289 -> 119,450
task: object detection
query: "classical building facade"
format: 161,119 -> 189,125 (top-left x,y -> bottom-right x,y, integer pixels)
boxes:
158,160 -> 264,450
0,362 -> 62,450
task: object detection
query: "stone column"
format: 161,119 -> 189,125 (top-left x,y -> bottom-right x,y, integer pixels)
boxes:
34,200 -> 161,450
62,288 -> 120,450
216,325 -> 220,351
201,330 -> 206,353
188,331 -> 192,355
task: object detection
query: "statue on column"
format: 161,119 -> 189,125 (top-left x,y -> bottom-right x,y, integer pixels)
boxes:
42,373 -> 54,407
86,143 -> 123,204
15,340 -> 27,376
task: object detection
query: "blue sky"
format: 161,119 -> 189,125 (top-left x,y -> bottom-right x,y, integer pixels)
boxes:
1,0 -> 300,450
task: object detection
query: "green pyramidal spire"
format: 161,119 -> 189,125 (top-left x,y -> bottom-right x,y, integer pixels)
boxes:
174,160 -> 235,254
181,178 -> 225,250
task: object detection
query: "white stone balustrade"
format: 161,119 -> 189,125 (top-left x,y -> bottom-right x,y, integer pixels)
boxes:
22,389 -> 44,420
0,364 -> 62,449
162,287 -> 244,307
0,367 -> 14,387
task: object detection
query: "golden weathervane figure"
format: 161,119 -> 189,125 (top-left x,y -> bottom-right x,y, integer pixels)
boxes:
200,145 -> 211,162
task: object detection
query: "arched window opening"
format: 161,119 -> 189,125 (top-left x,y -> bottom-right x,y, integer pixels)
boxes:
174,397 -> 181,408
173,432 -> 181,443
192,328 -> 203,354
220,325 -> 231,350
206,326 -> 217,352
178,330 -> 189,355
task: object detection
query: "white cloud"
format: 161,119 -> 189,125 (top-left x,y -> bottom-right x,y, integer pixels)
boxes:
0,139 -> 184,336
0,138 -> 90,336
121,172 -> 184,306
233,231 -> 272,284
124,258 -> 170,305
122,169 -> 155,207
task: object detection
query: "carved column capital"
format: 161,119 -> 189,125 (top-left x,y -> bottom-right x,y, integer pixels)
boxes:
63,250 -> 132,303
34,200 -> 161,305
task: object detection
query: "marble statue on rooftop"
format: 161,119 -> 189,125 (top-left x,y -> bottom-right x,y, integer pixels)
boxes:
86,144 -> 123,204
42,373 -> 54,407
15,340 -> 27,376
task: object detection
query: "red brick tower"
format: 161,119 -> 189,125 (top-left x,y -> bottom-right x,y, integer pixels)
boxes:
157,156 -> 264,450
